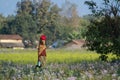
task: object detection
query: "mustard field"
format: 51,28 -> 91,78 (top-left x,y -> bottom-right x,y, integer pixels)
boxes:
0,49 -> 100,64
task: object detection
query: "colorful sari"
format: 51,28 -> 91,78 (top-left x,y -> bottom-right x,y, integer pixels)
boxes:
38,40 -> 46,67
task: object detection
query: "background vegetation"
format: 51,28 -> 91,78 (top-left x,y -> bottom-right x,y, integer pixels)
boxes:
0,0 -> 88,48
84,0 -> 120,60
0,0 -> 120,60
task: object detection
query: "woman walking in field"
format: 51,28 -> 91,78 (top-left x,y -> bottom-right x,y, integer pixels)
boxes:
36,34 -> 47,68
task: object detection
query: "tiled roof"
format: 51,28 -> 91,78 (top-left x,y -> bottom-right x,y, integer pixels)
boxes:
72,40 -> 85,44
0,34 -> 22,40
65,39 -> 85,46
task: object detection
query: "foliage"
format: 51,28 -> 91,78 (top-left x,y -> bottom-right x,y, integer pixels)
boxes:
0,0 -> 88,48
85,0 -> 120,60
14,15 -> 37,47
0,14 -> 5,33
60,0 -> 80,28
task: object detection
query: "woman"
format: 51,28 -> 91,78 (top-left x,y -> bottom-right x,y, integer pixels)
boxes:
36,34 -> 47,68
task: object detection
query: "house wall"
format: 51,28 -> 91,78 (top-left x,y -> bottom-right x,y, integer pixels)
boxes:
13,47 -> 24,49
0,39 -> 22,43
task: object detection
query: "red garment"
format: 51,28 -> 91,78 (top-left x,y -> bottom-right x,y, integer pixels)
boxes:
39,48 -> 46,57
40,35 -> 46,40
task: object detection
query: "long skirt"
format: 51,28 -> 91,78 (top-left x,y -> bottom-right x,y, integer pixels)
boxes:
38,49 -> 46,66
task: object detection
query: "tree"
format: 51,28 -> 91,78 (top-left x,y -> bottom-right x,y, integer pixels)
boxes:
0,15 -> 16,34
60,0 -> 80,28
17,0 -> 33,15
34,0 -> 52,33
0,14 -> 6,33
15,0 -> 37,47
12,0 -> 62,46
33,0 -> 64,45
42,4 -> 62,44
59,0 -> 81,42
85,0 -> 120,60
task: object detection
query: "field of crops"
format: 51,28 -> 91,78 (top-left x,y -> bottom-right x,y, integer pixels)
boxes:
0,49 -> 100,64
0,49 -> 120,80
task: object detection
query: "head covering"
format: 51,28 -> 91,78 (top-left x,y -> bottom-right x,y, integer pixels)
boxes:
40,34 -> 46,40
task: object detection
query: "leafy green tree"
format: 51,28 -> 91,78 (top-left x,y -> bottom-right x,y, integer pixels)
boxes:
0,14 -> 6,33
33,0 -> 63,45
34,0 -> 52,33
15,0 -> 37,47
0,15 -> 16,34
42,4 -> 61,44
85,0 -> 120,60
17,0 -> 33,15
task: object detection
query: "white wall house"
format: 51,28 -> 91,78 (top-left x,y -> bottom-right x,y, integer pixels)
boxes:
0,34 -> 24,49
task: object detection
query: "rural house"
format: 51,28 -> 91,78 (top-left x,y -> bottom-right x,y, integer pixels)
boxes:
64,39 -> 86,50
0,34 -> 24,49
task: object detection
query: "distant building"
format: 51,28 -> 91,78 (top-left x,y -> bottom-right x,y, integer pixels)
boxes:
0,34 -> 24,49
64,39 -> 86,50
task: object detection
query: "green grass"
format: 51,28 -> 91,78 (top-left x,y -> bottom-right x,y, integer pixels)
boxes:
0,49 -> 116,64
